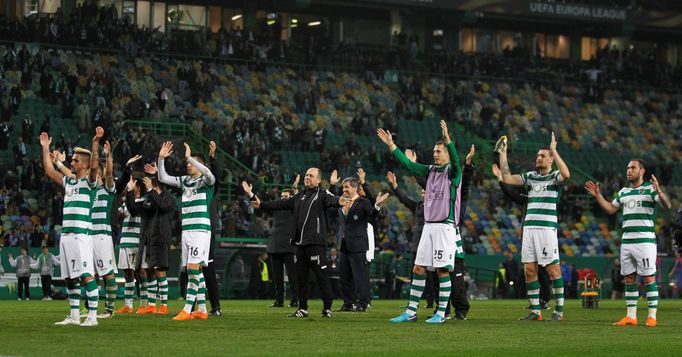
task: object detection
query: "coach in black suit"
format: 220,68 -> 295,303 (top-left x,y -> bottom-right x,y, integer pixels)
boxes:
334,177 -> 389,312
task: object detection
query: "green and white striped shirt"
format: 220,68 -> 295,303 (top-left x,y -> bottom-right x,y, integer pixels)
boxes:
62,177 -> 96,235
119,200 -> 143,248
90,184 -> 116,237
611,182 -> 660,244
158,157 -> 215,233
178,176 -> 214,232
521,170 -> 563,229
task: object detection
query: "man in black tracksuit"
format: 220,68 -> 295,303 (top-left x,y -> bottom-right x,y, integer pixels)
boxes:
244,167 -> 348,318
260,188 -> 299,308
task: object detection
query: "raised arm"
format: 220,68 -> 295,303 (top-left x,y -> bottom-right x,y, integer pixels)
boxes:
441,120 -> 462,186
584,181 -> 620,215
461,145 -> 476,202
357,168 -> 375,204
157,141 -> 181,188
493,164 -> 528,205
651,175 -> 672,209
386,171 -> 417,211
550,132 -> 570,182
186,143 -> 215,186
40,133 -> 64,185
377,128 -> 430,178
208,141 -> 221,195
89,127 -> 104,184
103,141 -> 115,191
497,138 -> 524,186
116,155 -> 142,193
52,150 -> 75,178
126,178 -> 143,216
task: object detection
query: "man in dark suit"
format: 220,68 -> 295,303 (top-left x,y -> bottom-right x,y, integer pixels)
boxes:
334,177 -> 389,312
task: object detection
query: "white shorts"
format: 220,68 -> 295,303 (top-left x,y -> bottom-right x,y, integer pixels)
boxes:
620,242 -> 656,276
117,247 -> 139,270
521,228 -> 559,266
59,233 -> 94,279
92,234 -> 118,276
181,230 -> 211,267
414,223 -> 456,271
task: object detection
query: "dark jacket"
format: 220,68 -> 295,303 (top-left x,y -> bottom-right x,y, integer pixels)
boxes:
128,189 -> 176,268
208,156 -> 221,236
259,186 -> 341,246
261,205 -> 296,254
331,197 -> 379,253
459,163 -> 475,225
392,186 -> 424,254
499,181 -> 528,206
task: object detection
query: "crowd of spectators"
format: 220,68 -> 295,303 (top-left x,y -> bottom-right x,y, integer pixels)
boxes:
0,6 -> 680,257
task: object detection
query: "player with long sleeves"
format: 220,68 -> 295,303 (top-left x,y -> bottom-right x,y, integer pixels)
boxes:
157,141 -> 215,321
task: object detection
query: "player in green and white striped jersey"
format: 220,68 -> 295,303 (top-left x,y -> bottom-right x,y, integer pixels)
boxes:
40,128 -> 103,327
117,179 -> 144,314
90,139 -> 119,318
585,159 -> 671,327
499,132 -> 570,322
157,141 -> 215,321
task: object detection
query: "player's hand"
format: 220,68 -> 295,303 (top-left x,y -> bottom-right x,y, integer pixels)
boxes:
93,127 -> 104,142
103,140 -> 111,156
338,196 -> 350,206
377,128 -> 394,148
39,132 -> 52,149
584,181 -> 601,197
357,168 -> 366,185
251,195 -> 261,209
241,181 -> 253,196
491,164 -> 503,182
184,143 -> 191,159
209,141 -> 217,158
292,174 -> 301,188
330,170 -> 340,186
142,177 -> 153,191
375,192 -> 390,206
550,132 -> 557,153
126,154 -> 143,167
52,150 -> 66,162
405,149 -> 417,163
144,163 -> 158,175
126,176 -> 137,192
386,171 -> 397,189
651,174 -> 661,193
465,144 -> 475,166
440,120 -> 451,144
158,141 -> 173,159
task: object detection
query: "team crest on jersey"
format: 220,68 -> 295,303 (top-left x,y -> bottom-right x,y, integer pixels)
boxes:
301,195 -> 306,201
353,214 -> 358,220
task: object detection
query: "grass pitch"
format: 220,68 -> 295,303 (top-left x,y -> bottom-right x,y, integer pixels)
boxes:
1,299 -> 681,356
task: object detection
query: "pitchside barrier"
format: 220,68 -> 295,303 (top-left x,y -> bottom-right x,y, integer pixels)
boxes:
0,245 -> 677,300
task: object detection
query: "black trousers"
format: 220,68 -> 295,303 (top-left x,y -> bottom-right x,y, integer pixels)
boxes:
424,271 -> 438,307
339,250 -> 370,308
270,252 -> 298,305
41,275 -> 52,298
204,231 -> 221,310
295,245 -> 333,311
538,267 -> 551,303
17,276 -> 30,299
448,259 -> 470,316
